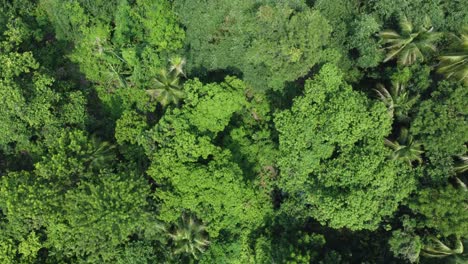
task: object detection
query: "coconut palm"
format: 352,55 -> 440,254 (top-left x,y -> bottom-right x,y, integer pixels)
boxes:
453,155 -> 468,190
385,128 -> 424,165
421,235 -> 464,258
374,82 -> 419,121
455,155 -> 468,174
169,215 -> 210,260
83,136 -> 116,171
169,56 -> 187,77
437,30 -> 468,85
380,16 -> 441,65
146,68 -> 185,107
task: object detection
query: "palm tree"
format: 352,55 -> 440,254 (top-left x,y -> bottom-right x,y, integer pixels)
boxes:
374,82 -> 419,122
455,155 -> 468,173
380,16 -> 441,65
146,68 -> 185,107
169,56 -> 187,77
437,30 -> 468,85
385,128 -> 424,165
453,155 -> 468,190
421,235 -> 464,258
83,136 -> 116,171
169,215 -> 210,261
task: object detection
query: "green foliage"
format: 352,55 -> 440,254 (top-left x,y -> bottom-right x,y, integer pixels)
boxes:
113,241 -> 158,264
175,0 -> 331,91
0,127 -> 154,262
389,230 -> 422,263
1,1 -> 467,263
438,30 -> 468,85
46,172 -> 150,262
384,128 -> 424,165
349,15 -> 384,68
410,185 -> 468,238
411,81 -> 468,181
40,0 -> 185,118
115,110 -> 148,145
374,81 -> 419,122
0,14 -> 86,163
275,64 -> 416,230
272,230 -> 326,264
314,0 -> 377,79
146,55 -> 189,108
168,215 -> 210,261
421,235 -> 464,258
380,16 -> 441,65
145,78 -> 271,239
365,0 -> 468,32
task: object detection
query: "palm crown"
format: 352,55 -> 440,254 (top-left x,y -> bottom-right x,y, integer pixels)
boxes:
421,236 -> 464,258
146,57 -> 186,107
385,128 -> 424,166
437,30 -> 468,85
169,215 -> 210,260
455,155 -> 468,174
169,56 -> 187,77
375,81 -> 419,122
380,16 -> 441,65
82,136 -> 116,172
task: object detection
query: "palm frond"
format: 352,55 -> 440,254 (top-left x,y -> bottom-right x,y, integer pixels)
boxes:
380,17 -> 439,65
399,16 -> 413,35
438,31 -> 468,85
169,215 -> 210,260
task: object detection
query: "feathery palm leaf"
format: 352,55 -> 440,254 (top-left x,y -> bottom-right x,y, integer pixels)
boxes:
146,68 -> 185,107
374,82 -> 418,121
385,128 -> 424,165
83,136 -> 116,171
380,16 -> 441,65
421,236 -> 464,258
169,56 -> 187,77
455,155 -> 468,174
169,215 -> 210,260
438,31 -> 468,85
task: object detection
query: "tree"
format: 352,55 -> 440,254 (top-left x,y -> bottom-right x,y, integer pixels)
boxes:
169,215 -> 210,261
2,1 -> 468,263
455,155 -> 468,174
384,128 -> 424,165
146,62 -> 185,107
421,236 -> 464,258
409,184 -> 468,238
275,64 -> 416,230
174,0 -> 331,91
143,77 -> 272,261
45,171 -> 152,262
0,13 -> 87,166
380,16 -> 441,65
398,173 -> 467,263
389,230 -> 422,263
83,136 -> 116,172
411,81 -> 468,182
169,56 -> 187,77
437,29 -> 468,85
0,126 -> 157,263
314,0 -> 383,78
40,0 -> 185,117
144,77 -> 271,232
374,81 -> 419,122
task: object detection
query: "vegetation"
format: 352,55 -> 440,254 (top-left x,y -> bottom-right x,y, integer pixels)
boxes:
0,0 -> 466,263
437,29 -> 468,85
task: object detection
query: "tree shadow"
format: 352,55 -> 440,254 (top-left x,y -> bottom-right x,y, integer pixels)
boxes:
188,66 -> 243,84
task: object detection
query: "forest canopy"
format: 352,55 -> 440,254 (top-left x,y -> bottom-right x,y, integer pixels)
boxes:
0,0 -> 467,263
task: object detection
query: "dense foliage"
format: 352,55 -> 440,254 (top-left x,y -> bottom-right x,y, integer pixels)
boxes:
0,0 -> 466,263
